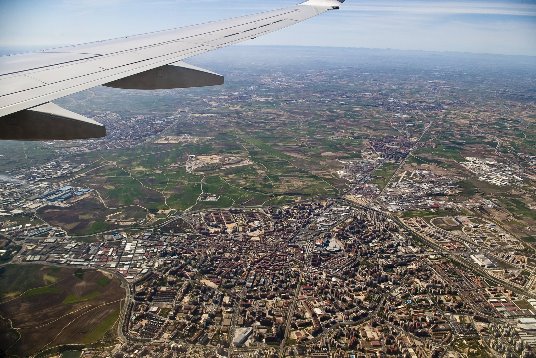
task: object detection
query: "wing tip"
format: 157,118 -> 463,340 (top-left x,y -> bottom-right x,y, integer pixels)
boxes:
300,0 -> 345,10
300,0 -> 345,6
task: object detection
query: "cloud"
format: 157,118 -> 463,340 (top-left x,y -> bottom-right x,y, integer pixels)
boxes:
246,0 -> 536,55
344,1 -> 536,17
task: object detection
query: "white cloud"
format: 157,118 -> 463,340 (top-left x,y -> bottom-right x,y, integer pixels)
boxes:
344,1 -> 536,17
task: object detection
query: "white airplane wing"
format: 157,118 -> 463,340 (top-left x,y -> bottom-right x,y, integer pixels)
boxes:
0,0 -> 345,140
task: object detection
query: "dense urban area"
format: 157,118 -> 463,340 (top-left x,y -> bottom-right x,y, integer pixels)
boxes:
1,47 -> 535,358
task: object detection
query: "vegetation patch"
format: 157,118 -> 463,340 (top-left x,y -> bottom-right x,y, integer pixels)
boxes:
500,197 -> 536,221
371,162 -> 399,189
74,268 -> 85,280
63,291 -> 101,305
81,308 -> 120,344
23,285 -> 60,297
0,265 -> 51,299
451,338 -> 493,358
97,277 -> 111,287
43,273 -> 58,284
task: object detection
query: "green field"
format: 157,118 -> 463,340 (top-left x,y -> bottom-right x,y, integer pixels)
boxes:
63,291 -> 101,304
371,162 -> 399,190
500,197 -> 536,221
59,127 -> 341,217
452,338 -> 493,358
0,265 -> 51,299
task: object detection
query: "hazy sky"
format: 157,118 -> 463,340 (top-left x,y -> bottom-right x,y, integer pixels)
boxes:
0,0 -> 535,56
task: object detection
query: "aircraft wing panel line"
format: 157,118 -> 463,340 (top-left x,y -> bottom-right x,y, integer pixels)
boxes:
48,7 -> 304,56
0,8 -> 322,114
0,7 -> 302,78
0,44 -> 209,100
0,47 -> 210,114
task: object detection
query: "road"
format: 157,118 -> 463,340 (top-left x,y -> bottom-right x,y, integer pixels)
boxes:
394,217 -> 536,299
278,275 -> 303,357
227,287 -> 246,358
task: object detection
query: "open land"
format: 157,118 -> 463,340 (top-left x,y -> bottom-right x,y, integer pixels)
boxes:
0,264 -> 125,357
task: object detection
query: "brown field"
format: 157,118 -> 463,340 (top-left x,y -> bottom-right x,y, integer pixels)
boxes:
38,196 -> 116,235
0,265 -> 125,357
432,216 -> 463,231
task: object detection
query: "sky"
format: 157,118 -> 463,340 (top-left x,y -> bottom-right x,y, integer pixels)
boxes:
0,0 -> 535,56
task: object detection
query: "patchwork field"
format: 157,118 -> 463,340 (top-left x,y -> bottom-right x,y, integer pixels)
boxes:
0,264 -> 125,357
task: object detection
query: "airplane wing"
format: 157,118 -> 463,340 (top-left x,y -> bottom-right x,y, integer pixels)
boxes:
0,0 -> 345,140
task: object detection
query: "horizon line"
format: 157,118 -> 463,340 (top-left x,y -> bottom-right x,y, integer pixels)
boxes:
1,44 -> 535,60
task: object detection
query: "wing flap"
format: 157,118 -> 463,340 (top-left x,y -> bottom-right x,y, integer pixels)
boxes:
0,102 -> 105,140
104,62 -> 223,90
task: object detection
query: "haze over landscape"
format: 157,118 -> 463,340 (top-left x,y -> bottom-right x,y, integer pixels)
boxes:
1,0 -> 535,55
0,1 -> 536,358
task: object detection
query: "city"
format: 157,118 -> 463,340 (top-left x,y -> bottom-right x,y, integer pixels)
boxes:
0,47 -> 535,357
